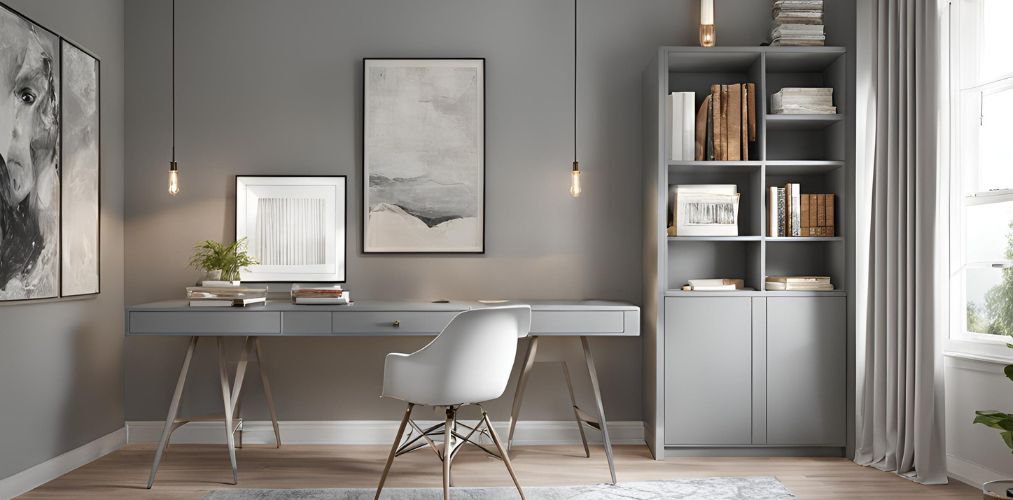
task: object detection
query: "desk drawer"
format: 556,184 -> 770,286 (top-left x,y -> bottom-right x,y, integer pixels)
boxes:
282,312 -> 332,334
531,310 -> 625,334
129,311 -> 282,335
332,311 -> 457,334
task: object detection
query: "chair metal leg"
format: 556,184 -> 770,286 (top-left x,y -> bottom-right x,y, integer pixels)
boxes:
217,337 -> 239,485
375,403 -> 413,500
146,336 -> 198,489
481,408 -> 526,500
581,336 -> 616,484
507,336 -> 539,452
443,407 -> 455,500
254,337 -> 282,448
560,361 -> 590,458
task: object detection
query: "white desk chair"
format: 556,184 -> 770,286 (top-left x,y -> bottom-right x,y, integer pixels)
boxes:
374,305 -> 531,500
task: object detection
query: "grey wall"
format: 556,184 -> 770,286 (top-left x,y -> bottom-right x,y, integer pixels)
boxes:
0,0 -> 125,481
123,0 -> 847,422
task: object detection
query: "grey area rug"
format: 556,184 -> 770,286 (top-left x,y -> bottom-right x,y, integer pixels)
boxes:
204,477 -> 796,499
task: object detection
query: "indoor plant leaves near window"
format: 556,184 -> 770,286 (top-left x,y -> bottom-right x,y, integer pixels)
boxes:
188,238 -> 258,283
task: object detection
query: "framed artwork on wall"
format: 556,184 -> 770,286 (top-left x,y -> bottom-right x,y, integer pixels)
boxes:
61,39 -> 101,297
235,176 -> 347,283
0,3 -> 62,301
362,58 -> 485,253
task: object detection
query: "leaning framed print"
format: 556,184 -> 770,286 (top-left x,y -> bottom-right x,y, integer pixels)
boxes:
235,176 -> 347,282
61,39 -> 101,297
0,3 -> 62,301
362,58 -> 485,253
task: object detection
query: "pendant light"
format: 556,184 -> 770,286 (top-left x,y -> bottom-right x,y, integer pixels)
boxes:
569,0 -> 581,198
167,0 -> 180,195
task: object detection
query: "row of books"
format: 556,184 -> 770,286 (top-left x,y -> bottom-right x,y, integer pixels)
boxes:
771,87 -> 836,115
768,184 -> 836,237
765,276 -> 833,291
187,286 -> 267,307
697,83 -> 757,161
771,0 -> 826,46
290,284 -> 350,305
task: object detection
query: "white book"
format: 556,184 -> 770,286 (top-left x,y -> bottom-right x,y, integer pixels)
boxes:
688,279 -> 730,287
681,92 -> 695,161
667,94 -> 680,161
769,186 -> 779,237
790,183 -> 801,236
691,285 -> 737,291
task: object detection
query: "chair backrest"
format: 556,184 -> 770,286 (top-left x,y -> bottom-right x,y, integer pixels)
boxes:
406,305 -> 531,404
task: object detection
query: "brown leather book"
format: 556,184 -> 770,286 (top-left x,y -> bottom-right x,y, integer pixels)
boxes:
711,84 -> 723,160
817,194 -> 826,228
727,84 -> 741,161
721,85 -> 730,160
747,83 -> 757,142
741,84 -> 749,160
810,194 -> 819,235
695,95 -> 711,161
800,194 -> 810,236
826,194 -> 835,235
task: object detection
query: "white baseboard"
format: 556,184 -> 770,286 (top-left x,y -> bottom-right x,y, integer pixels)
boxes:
948,453 -> 1006,489
126,419 -> 645,446
0,427 -> 125,499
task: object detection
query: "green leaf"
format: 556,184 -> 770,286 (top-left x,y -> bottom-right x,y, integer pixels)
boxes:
1005,364 -> 1013,382
1002,431 -> 1013,450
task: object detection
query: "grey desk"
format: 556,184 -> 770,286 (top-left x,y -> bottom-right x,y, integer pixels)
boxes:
127,299 -> 640,487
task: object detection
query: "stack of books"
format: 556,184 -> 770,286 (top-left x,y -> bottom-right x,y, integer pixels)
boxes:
667,92 -> 696,161
290,284 -> 350,305
770,0 -> 825,46
187,286 -> 268,307
771,88 -> 836,114
765,276 -> 834,291
694,83 -> 757,161
768,184 -> 835,237
681,278 -> 746,291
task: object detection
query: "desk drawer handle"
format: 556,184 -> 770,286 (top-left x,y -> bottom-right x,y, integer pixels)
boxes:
392,320 -> 400,328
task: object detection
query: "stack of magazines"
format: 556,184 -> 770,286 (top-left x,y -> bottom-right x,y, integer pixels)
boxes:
770,0 -> 825,46
771,88 -> 835,115
291,284 -> 350,305
187,286 -> 268,307
765,276 -> 833,291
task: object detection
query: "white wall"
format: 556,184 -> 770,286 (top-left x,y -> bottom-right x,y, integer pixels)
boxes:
946,355 -> 1013,485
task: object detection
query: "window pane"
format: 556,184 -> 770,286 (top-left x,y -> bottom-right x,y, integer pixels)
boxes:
966,266 -> 1013,335
966,200 -> 1013,263
979,88 -> 1013,192
982,0 -> 1013,83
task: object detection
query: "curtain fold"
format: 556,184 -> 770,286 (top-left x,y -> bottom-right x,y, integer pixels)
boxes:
854,0 -> 948,485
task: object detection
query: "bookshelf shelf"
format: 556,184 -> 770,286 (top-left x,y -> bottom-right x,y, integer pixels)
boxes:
643,46 -> 852,458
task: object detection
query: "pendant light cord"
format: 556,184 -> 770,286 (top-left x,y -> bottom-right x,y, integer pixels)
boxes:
573,0 -> 577,163
171,0 -> 176,163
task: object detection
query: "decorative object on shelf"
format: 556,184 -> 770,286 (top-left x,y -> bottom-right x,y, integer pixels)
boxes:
363,58 -> 485,253
167,0 -> 180,195
671,184 -> 740,236
61,40 -> 101,297
0,3 -> 101,301
768,185 -> 835,237
668,92 -> 695,161
765,276 -> 833,291
699,0 -> 716,47
693,83 -> 756,161
570,0 -> 582,197
290,283 -> 350,305
771,87 -> 835,114
188,238 -> 258,285
236,176 -> 347,282
770,0 -> 825,46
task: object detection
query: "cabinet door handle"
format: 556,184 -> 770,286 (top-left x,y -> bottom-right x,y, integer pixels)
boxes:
392,320 -> 400,328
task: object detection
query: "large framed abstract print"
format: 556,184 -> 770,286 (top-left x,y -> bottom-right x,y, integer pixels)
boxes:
363,59 -> 485,253
0,4 -> 61,301
236,176 -> 347,283
60,40 -> 100,296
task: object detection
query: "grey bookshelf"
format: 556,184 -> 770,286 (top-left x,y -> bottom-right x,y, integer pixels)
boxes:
641,46 -> 852,459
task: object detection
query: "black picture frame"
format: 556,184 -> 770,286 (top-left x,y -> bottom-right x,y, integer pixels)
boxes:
234,175 -> 348,284
361,58 -> 486,254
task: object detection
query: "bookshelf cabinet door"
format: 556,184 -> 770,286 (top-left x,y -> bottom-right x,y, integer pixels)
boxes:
664,297 -> 752,445
766,297 -> 847,446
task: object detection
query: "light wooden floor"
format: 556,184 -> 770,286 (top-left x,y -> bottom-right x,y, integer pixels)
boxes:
20,444 -> 979,499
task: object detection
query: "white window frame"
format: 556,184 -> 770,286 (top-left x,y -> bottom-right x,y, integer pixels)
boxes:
947,0 -> 1013,359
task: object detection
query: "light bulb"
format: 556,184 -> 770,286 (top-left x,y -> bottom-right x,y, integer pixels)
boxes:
699,0 -> 715,47
570,161 -> 582,198
168,161 -> 180,196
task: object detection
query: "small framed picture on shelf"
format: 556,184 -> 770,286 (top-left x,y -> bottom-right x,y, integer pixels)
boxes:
235,176 -> 347,282
671,184 -> 740,236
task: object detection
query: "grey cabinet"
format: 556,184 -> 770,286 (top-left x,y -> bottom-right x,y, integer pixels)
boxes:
663,295 -> 846,450
664,297 -> 752,445
766,297 -> 846,446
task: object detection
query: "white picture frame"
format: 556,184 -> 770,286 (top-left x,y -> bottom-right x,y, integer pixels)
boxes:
235,176 -> 346,282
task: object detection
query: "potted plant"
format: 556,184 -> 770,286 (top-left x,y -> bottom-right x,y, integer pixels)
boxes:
975,348 -> 1013,499
189,238 -> 258,286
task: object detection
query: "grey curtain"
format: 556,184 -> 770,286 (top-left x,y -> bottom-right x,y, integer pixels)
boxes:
854,0 -> 948,485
